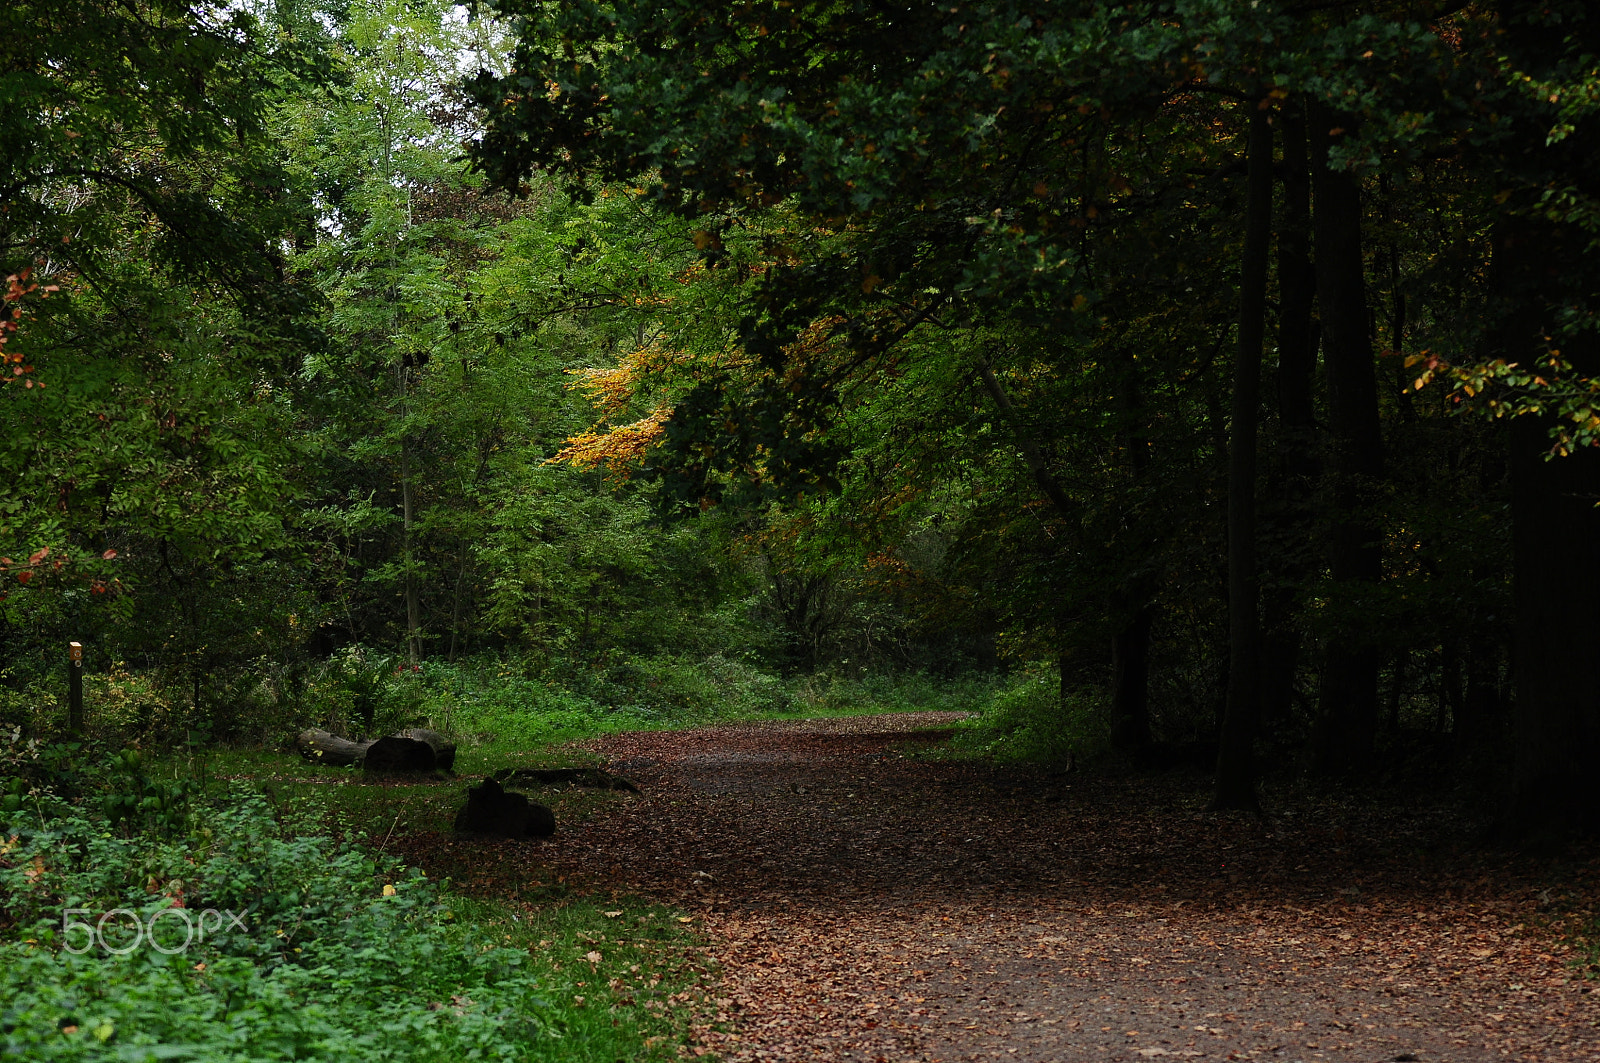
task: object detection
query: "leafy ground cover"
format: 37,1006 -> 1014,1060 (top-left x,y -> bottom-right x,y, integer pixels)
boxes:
0,738 -> 706,1063
376,712 -> 1600,1063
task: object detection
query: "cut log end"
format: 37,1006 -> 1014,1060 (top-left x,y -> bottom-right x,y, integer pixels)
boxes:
453,778 -> 555,840
364,735 -> 437,773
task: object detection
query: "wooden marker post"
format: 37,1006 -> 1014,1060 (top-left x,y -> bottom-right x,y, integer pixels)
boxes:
68,641 -> 84,735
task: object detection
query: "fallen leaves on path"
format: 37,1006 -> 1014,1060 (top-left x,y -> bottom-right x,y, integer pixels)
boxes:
392,714 -> 1600,1062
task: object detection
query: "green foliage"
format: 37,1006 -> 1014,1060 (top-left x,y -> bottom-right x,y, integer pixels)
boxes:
417,652 -> 790,751
97,750 -> 196,838
954,671 -> 1107,766
0,785 -> 697,1062
0,674 -> 62,737
84,668 -> 177,746
0,732 -> 90,831
305,647 -> 426,739
794,670 -> 1005,718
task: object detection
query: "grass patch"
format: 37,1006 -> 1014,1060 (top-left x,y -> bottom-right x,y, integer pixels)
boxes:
308,653 -> 1009,759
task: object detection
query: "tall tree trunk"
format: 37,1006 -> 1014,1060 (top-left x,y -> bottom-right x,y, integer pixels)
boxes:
1509,413 -> 1600,836
1276,99 -> 1318,458
1456,632 -> 1500,753
1310,107 -> 1384,776
399,361 -> 422,665
1110,603 -> 1155,753
1495,0 -> 1600,842
1212,102 -> 1273,810
401,437 -> 421,664
1109,348 -> 1155,757
1261,96 -> 1319,729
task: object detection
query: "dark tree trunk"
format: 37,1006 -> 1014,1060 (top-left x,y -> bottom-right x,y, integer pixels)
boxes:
397,728 -> 457,771
1261,96 -> 1319,728
1109,348 -> 1156,758
365,734 -> 441,773
1275,98 -> 1319,459
1509,414 -> 1600,836
1110,603 -> 1155,754
1310,106 -> 1384,777
1495,0 -> 1600,841
1456,633 -> 1500,752
1212,102 -> 1273,810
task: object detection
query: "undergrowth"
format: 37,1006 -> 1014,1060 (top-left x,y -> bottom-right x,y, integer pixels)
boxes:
0,738 -> 704,1062
947,669 -> 1109,766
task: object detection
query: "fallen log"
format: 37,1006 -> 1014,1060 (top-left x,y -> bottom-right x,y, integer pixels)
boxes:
295,729 -> 374,767
364,734 -> 438,773
395,728 -> 456,771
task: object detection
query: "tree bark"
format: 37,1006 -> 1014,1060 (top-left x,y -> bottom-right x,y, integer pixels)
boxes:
294,728 -> 375,767
1110,602 -> 1155,754
1509,413 -> 1600,836
1261,95 -> 1319,729
1275,97 -> 1319,459
1495,0 -> 1600,842
401,432 -> 422,665
1212,101 -> 1273,810
396,727 -> 457,771
366,733 -> 443,773
1109,349 -> 1155,757
1310,106 -> 1384,777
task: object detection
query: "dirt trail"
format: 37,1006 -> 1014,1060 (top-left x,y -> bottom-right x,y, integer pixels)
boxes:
477,714 -> 1600,1061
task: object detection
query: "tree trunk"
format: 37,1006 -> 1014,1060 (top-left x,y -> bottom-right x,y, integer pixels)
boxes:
1495,0 -> 1600,842
1212,101 -> 1273,810
1310,106 -> 1384,777
396,727 -> 457,771
1109,347 -> 1156,758
1275,97 -> 1318,460
294,728 -> 376,767
1509,413 -> 1600,836
1261,95 -> 1319,729
1110,602 -> 1155,754
401,434 -> 422,664
1456,632 -> 1500,753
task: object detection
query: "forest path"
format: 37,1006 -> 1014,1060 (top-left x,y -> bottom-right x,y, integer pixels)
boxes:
538,714 -> 1597,1061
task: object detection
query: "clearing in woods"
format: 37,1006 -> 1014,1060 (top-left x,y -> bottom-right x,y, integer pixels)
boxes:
400,713 -> 1600,1062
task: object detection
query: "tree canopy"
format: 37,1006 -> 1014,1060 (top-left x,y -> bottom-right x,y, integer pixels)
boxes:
1,0 -> 1597,840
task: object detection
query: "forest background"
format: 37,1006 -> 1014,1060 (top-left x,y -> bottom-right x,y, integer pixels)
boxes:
4,0 -> 1600,837
6,1 -> 1600,1058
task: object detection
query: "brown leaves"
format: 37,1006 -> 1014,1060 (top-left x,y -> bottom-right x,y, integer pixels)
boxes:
398,715 -> 1600,1061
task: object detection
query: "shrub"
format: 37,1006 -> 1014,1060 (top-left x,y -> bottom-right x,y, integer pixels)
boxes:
955,670 -> 1106,765
0,792 -> 561,1062
304,647 -> 427,739
85,665 -> 177,745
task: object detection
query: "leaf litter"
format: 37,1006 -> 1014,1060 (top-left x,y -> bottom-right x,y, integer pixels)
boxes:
390,713 -> 1600,1061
